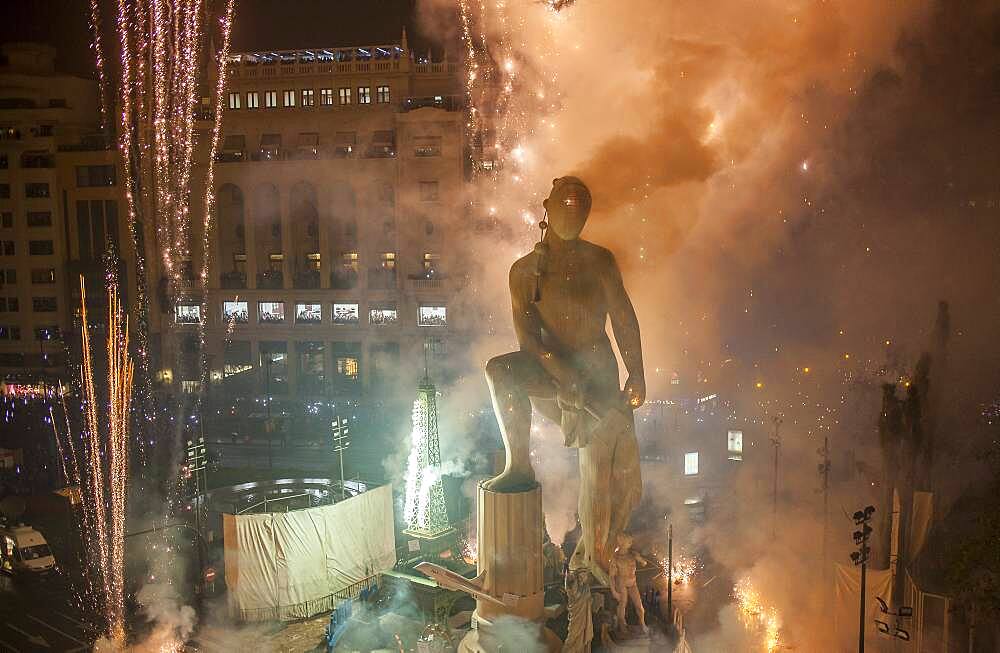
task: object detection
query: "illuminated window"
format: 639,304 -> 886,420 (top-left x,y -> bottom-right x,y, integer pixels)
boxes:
376,85 -> 390,103
333,342 -> 361,388
174,304 -> 201,324
320,88 -> 334,106
282,89 -> 296,107
418,305 -> 447,327
357,86 -> 371,104
228,92 -> 241,109
258,301 -> 285,323
300,89 -> 314,106
728,430 -> 743,461
369,303 -> 398,325
684,452 -> 699,476
332,303 -> 359,325
338,87 -> 352,105
295,303 -> 322,324
222,300 -> 248,324
246,91 -> 259,109
380,252 -> 396,270
264,90 -> 277,108
423,252 -> 440,275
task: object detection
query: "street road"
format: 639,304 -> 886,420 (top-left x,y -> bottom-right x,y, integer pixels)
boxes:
0,575 -> 97,652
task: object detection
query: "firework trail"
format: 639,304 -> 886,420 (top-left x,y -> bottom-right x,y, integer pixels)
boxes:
77,275 -> 135,645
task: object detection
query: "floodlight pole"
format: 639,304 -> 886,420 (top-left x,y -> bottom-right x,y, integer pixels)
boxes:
770,416 -> 782,537
859,554 -> 867,653
666,521 -> 673,623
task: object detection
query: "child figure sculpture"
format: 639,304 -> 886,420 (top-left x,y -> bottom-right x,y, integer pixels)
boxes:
608,532 -> 648,636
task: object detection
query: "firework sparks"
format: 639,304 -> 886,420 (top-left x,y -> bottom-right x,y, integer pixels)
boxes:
661,551 -> 701,586
733,577 -> 782,653
77,275 -> 135,644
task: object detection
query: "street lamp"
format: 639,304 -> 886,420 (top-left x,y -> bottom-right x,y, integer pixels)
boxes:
850,504 -> 875,653
264,355 -> 273,470
331,415 -> 350,501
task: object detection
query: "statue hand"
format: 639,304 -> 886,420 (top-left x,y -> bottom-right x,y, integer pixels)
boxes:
624,375 -> 646,409
557,381 -> 584,411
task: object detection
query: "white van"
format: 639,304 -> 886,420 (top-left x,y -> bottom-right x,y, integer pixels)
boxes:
0,524 -> 58,576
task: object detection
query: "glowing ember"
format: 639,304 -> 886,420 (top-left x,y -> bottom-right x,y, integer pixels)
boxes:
733,577 -> 782,652
662,552 -> 700,585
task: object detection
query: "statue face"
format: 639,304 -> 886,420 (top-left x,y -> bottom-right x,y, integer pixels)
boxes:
544,179 -> 591,240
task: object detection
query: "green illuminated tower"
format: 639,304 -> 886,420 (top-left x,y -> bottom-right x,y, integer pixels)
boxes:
403,375 -> 453,542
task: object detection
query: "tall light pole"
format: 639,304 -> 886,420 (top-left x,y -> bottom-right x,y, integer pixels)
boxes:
770,415 -> 782,537
818,437 -> 831,605
264,355 -> 273,470
851,505 -> 875,653
331,415 -> 350,501
185,436 -> 207,544
666,521 -> 673,622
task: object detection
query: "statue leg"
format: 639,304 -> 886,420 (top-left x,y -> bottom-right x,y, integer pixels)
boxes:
483,351 -> 556,492
628,584 -> 646,631
573,412 -> 641,582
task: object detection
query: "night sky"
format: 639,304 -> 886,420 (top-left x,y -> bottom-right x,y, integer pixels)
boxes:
0,0 -> 430,76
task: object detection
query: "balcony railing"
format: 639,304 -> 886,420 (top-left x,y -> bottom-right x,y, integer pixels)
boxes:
367,268 -> 397,290
293,269 -> 321,289
330,270 -> 358,290
221,271 -> 247,289
257,270 -> 284,289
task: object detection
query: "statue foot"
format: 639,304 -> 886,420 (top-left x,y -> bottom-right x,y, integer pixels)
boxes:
482,468 -> 536,493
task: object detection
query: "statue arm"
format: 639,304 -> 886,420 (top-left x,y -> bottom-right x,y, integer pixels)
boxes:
602,252 -> 645,405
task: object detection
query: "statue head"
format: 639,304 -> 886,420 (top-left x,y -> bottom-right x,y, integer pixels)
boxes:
614,532 -> 634,552
543,176 -> 592,240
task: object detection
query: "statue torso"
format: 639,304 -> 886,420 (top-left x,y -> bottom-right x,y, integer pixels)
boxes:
512,239 -> 612,356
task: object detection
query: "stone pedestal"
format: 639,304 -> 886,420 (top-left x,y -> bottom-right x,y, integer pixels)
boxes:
458,482 -> 560,652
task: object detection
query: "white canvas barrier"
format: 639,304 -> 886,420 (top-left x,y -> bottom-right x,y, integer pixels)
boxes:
223,484 -> 396,622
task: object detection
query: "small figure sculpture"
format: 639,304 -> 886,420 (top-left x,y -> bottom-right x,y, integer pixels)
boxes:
608,532 -> 648,636
563,568 -> 593,653
484,176 -> 645,583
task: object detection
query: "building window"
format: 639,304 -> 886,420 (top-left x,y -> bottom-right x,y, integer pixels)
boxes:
0,154 -> 6,169
25,183 -> 50,198
414,136 -> 442,157
30,268 -> 55,284
338,87 -> 352,105
423,252 -> 440,276
1,213 -> 12,229
357,86 -> 372,104
76,165 -> 116,187
0,352 -> 25,366
0,269 -> 15,284
282,89 -> 296,107
333,131 -> 356,157
332,302 -> 359,325
29,240 -> 54,256
727,430 -> 743,461
332,342 -> 360,389
320,88 -> 334,105
35,326 -> 59,341
222,300 -> 249,324
32,297 -> 57,312
26,211 -> 52,227
369,303 -> 398,325
419,181 -> 440,202
0,326 -> 20,340
246,91 -> 259,109
0,298 -> 18,312
228,92 -> 241,109
301,89 -> 314,106
0,241 -> 13,256
684,452 -> 699,476
174,304 -> 201,324
264,90 -> 278,108
258,301 -> 285,323
295,303 -> 322,324
418,305 -> 447,327
0,184 -> 9,199
376,85 -> 390,103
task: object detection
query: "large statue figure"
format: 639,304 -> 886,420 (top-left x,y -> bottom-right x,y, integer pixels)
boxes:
484,176 -> 645,583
